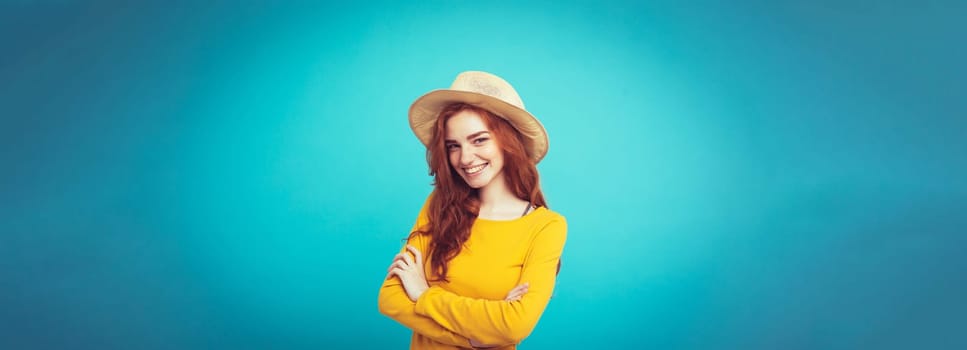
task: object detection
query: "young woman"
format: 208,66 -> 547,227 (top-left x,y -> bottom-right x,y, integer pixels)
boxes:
378,71 -> 567,349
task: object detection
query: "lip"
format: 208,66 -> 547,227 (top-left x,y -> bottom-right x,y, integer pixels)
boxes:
463,162 -> 488,177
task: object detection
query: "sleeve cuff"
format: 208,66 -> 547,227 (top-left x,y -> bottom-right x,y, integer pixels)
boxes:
414,285 -> 442,316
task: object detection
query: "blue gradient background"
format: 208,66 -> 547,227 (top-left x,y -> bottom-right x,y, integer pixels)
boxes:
2,1 -> 965,349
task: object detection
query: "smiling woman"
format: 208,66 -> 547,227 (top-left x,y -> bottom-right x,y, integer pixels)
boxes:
442,106 -> 517,199
378,71 -> 567,349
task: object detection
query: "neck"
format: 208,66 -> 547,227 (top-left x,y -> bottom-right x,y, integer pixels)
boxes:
478,174 -> 521,209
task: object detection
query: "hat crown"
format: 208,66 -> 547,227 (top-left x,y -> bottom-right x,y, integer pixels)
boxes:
450,71 -> 525,110
408,70 -> 548,163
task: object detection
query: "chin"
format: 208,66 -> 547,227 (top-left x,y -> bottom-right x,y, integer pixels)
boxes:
465,180 -> 485,189
463,176 -> 491,189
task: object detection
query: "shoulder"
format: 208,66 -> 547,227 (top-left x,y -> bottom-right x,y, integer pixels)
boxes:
534,207 -> 566,226
529,207 -> 567,240
523,208 -> 567,253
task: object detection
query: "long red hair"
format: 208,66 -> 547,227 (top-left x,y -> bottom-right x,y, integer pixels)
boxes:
412,103 -> 546,282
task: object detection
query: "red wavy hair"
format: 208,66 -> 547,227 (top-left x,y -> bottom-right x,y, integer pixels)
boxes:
412,103 -> 547,282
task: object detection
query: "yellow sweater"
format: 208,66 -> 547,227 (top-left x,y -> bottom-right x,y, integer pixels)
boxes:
378,197 -> 568,349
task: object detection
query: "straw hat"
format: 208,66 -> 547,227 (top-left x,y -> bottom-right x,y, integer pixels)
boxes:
408,71 -> 548,163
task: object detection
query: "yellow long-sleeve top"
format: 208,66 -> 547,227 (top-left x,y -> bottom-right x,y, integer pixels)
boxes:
378,197 -> 567,349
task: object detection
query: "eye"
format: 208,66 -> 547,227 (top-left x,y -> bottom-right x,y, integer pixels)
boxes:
473,137 -> 489,144
446,143 -> 459,151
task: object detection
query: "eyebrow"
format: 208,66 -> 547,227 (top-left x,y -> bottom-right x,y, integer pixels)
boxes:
445,131 -> 490,143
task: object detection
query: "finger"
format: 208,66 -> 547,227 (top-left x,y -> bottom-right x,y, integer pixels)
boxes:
406,245 -> 423,265
506,289 -> 526,301
386,268 -> 400,280
388,261 -> 407,274
471,339 -> 500,348
393,254 -> 410,268
388,257 -> 406,271
401,251 -> 415,267
506,283 -> 530,300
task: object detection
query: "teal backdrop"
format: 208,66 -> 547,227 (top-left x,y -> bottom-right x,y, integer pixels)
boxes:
2,1 -> 965,349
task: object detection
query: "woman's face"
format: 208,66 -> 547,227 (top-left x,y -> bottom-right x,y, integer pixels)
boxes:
444,110 -> 505,189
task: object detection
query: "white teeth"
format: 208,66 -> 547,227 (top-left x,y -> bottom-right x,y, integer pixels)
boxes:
465,163 -> 487,174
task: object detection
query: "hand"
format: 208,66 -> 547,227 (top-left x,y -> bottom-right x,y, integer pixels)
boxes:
385,245 -> 430,302
471,338 -> 499,348
504,282 -> 529,302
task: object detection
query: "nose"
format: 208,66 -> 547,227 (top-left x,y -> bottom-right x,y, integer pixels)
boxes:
460,145 -> 476,166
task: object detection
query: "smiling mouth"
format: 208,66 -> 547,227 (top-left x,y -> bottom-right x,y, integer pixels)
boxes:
464,163 -> 488,175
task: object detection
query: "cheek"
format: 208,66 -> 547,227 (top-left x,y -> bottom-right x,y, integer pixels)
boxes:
448,151 -> 459,169
485,146 -> 504,166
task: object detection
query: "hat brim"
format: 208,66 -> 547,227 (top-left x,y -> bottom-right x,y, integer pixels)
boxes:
408,89 -> 548,163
